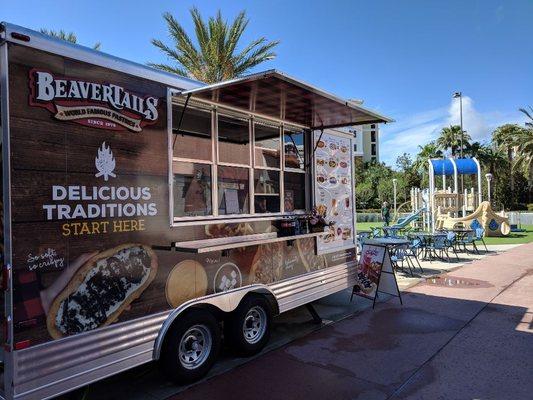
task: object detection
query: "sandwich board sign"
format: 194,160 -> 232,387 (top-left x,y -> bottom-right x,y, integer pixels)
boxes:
351,243 -> 402,308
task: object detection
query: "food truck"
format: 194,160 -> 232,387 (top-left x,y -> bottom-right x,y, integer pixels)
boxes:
0,22 -> 391,399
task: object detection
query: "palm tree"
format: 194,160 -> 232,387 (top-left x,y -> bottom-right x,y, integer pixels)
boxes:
513,111 -> 533,201
40,29 -> 101,50
149,8 -> 279,83
519,105 -> 533,129
473,144 -> 506,176
413,141 -> 443,174
492,124 -> 527,194
436,125 -> 471,157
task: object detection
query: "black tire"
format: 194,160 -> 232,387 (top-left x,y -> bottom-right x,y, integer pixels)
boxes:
224,295 -> 272,356
160,309 -> 221,383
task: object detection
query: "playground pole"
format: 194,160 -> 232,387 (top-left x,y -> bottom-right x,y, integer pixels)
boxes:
486,173 -> 493,204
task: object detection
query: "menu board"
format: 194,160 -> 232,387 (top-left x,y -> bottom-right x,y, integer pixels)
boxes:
313,131 -> 356,254
352,244 -> 401,307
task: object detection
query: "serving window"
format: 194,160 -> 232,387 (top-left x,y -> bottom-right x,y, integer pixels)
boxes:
217,114 -> 251,166
170,100 -> 310,224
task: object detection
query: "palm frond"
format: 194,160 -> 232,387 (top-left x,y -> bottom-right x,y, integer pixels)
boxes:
149,8 -> 279,83
519,106 -> 533,128
147,62 -> 189,77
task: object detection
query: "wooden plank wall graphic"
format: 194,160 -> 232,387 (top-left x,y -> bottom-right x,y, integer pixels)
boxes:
7,44 -> 355,346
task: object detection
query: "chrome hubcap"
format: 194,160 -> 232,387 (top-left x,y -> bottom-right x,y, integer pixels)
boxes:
243,306 -> 267,344
178,325 -> 212,370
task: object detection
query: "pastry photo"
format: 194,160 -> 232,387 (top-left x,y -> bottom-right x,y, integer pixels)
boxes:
47,244 -> 158,339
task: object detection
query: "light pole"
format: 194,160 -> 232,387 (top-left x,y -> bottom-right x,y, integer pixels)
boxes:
485,173 -> 493,204
453,91 -> 464,193
453,92 -> 464,158
392,178 -> 398,218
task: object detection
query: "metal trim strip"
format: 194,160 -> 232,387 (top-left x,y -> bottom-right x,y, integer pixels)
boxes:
1,40 -> 15,400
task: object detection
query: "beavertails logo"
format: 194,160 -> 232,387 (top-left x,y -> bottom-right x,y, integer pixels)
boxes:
29,69 -> 160,132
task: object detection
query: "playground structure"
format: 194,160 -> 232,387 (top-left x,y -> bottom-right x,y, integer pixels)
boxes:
388,207 -> 426,230
409,157 -> 510,236
436,201 -> 511,236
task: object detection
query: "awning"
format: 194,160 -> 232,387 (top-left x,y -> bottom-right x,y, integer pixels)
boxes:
175,70 -> 393,130
430,158 -> 480,176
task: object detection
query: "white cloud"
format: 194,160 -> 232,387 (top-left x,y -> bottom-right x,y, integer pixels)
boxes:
379,97 -> 526,167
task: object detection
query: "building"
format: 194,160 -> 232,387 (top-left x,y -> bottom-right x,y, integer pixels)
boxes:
361,123 -> 379,163
334,122 -> 380,165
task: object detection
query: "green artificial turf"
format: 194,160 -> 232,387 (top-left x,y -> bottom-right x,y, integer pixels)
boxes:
482,225 -> 533,245
355,221 -> 533,245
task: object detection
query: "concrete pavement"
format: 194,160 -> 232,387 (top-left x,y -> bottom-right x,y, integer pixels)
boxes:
167,243 -> 533,400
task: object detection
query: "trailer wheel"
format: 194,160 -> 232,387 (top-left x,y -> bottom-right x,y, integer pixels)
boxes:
225,295 -> 272,356
160,309 -> 220,383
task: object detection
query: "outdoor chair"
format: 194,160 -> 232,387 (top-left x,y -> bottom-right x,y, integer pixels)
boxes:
390,244 -> 414,275
402,226 -> 414,236
370,227 -> 382,238
474,228 -> 488,252
426,234 -> 452,262
383,226 -> 401,238
357,232 -> 371,254
457,230 -> 479,254
446,231 -> 460,260
407,237 -> 424,273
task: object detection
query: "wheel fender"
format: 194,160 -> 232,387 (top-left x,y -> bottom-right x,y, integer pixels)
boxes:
153,284 -> 276,359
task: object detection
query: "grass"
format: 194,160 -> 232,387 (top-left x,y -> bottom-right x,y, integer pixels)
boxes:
355,221 -> 533,245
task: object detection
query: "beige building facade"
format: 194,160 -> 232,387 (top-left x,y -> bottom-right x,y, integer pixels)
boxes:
334,123 -> 380,165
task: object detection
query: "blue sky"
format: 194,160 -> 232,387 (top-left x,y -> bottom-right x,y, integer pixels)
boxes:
2,0 -> 532,165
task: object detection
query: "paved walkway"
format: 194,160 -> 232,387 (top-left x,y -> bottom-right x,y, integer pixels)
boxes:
167,243 -> 533,400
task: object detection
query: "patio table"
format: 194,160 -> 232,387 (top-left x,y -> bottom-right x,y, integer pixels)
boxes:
408,232 -> 447,261
450,228 -> 474,242
365,237 -> 410,247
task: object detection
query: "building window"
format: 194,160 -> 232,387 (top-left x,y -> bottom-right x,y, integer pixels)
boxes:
371,143 -> 377,156
171,102 -> 309,222
370,124 -> 376,129
371,131 -> 377,142
371,156 -> 377,163
353,144 -> 357,152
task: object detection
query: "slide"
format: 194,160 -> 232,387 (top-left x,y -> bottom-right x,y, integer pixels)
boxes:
436,201 -> 510,236
389,207 -> 425,229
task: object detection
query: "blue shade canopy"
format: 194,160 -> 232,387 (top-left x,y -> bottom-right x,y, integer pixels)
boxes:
454,158 -> 478,175
430,159 -> 455,176
430,158 -> 479,176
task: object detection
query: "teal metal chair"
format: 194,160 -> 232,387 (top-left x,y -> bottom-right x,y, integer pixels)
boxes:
474,228 -> 488,252
458,230 -> 479,254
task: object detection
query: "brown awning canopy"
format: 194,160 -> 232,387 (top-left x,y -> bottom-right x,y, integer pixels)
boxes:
176,70 -> 393,130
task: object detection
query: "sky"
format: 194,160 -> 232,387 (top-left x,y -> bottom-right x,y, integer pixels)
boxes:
2,0 -> 532,166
